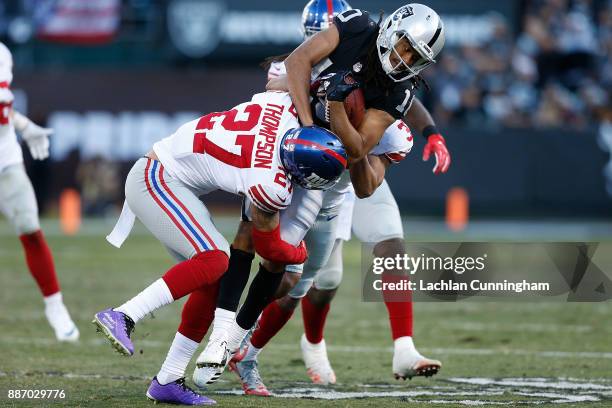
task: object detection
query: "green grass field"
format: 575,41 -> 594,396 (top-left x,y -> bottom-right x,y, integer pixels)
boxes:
1,218 -> 611,407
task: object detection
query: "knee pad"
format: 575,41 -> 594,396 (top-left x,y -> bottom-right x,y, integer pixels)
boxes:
313,239 -> 344,291
288,274 -> 314,299
13,208 -> 40,235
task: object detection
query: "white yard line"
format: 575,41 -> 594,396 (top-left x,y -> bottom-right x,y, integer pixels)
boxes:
1,335 -> 611,360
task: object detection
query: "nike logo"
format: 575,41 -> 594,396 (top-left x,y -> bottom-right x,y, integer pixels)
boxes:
101,314 -> 116,329
326,215 -> 338,221
276,194 -> 287,203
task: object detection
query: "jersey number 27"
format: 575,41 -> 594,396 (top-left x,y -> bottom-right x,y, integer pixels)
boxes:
193,104 -> 262,168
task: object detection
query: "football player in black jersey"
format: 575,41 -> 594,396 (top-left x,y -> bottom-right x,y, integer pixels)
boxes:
285,4 -> 448,168
193,3 -> 450,393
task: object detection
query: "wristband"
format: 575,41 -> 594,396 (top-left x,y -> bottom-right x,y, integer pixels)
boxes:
421,125 -> 440,139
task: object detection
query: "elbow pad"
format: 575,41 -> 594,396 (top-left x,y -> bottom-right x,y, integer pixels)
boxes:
252,224 -> 308,265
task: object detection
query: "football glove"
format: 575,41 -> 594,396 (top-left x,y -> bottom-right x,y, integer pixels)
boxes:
422,134 -> 450,175
14,112 -> 53,161
324,71 -> 361,102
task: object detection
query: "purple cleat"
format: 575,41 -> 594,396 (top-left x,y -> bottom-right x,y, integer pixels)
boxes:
146,377 -> 216,405
92,308 -> 135,356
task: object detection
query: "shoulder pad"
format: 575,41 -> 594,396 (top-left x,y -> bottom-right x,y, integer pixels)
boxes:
333,9 -> 375,39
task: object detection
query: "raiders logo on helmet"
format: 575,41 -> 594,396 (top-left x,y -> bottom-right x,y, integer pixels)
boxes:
394,5 -> 414,20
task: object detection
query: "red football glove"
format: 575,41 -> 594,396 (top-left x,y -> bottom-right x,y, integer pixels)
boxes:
252,224 -> 308,265
422,134 -> 451,175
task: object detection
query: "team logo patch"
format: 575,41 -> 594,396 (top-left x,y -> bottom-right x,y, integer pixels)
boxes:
353,62 -> 363,73
304,172 -> 330,189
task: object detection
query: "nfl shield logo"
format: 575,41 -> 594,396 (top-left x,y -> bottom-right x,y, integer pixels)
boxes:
167,0 -> 226,58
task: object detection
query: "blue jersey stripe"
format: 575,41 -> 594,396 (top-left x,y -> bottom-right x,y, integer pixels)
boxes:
149,161 -> 209,251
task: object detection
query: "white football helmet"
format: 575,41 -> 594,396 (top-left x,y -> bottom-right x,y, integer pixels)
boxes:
0,42 -> 14,84
376,4 -> 445,82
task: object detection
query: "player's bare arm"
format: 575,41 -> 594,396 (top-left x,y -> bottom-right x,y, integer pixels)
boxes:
404,98 -> 434,131
329,103 -> 395,161
284,25 -> 340,126
250,206 -> 280,232
403,98 -> 451,174
349,154 -> 392,198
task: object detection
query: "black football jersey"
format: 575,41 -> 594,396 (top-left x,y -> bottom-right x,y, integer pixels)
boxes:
312,9 -> 415,121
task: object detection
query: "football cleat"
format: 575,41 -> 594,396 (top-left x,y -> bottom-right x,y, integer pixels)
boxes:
300,334 -> 336,385
193,335 -> 232,388
392,338 -> 441,380
228,355 -> 271,397
45,302 -> 79,343
92,308 -> 135,356
146,377 -> 216,405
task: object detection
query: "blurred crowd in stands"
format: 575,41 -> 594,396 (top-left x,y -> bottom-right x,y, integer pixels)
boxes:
423,0 -> 611,129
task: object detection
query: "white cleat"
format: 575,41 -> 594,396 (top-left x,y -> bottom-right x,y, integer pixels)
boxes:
300,334 -> 336,385
45,302 -> 79,343
193,334 -> 232,388
392,336 -> 441,380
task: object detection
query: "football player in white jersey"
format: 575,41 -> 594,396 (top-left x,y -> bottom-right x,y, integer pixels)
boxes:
93,90 -> 347,405
192,1 -> 451,396
0,42 -> 79,342
215,1 -> 450,395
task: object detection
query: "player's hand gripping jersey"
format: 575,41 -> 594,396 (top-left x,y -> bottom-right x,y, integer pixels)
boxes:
153,91 -> 298,213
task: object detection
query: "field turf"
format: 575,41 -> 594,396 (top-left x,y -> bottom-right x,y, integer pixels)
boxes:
0,218 -> 611,407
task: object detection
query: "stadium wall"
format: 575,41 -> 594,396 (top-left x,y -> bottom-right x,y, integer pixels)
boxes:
12,68 -> 612,218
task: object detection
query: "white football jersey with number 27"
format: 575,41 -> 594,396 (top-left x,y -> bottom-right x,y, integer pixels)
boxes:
154,91 -> 299,213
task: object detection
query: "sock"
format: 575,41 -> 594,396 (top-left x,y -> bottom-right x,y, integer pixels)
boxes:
19,231 -> 60,296
382,272 -> 413,340
44,292 -> 64,310
301,295 -> 330,344
394,336 -> 418,355
178,282 -> 220,343
116,279 -> 174,323
216,246 -> 254,312
227,319 -> 249,352
250,300 -> 294,349
385,300 -> 413,339
207,308 -> 236,341
242,341 -> 262,362
235,263 -> 284,330
43,292 -> 75,334
162,250 -> 229,299
157,332 -> 199,385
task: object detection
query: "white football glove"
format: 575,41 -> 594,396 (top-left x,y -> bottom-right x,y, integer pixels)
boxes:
14,112 -> 53,160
